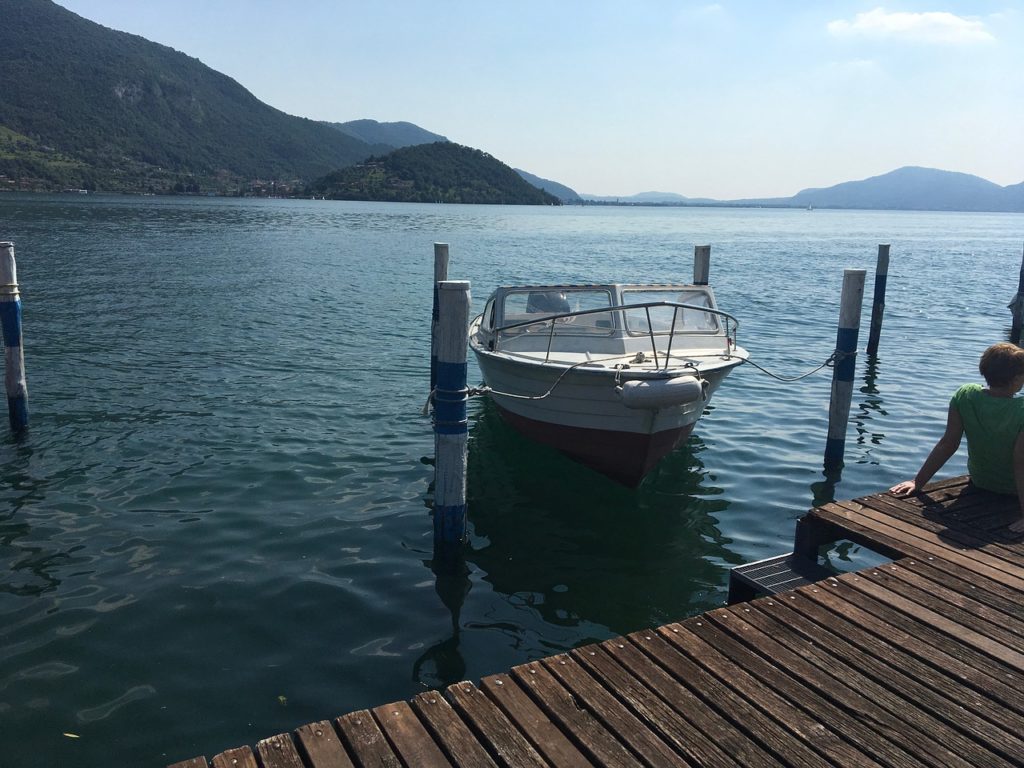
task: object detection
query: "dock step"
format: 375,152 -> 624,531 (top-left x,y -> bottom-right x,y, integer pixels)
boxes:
727,552 -> 834,604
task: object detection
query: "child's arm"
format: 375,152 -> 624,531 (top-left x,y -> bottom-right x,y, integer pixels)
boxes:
1011,433 -> 1024,533
890,405 -> 964,496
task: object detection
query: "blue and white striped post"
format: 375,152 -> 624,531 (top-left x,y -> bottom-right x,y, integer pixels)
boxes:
866,244 -> 889,356
824,268 -> 866,469
430,243 -> 450,395
693,245 -> 711,286
433,280 -> 470,554
0,242 -> 27,433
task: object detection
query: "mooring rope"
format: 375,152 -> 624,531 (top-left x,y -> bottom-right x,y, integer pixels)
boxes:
423,349 -> 852,412
739,349 -> 855,382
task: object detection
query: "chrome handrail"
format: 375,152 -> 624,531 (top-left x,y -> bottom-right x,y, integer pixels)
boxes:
491,301 -> 739,367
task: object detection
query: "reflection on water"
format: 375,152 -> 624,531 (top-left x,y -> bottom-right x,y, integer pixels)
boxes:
412,399 -> 738,691
463,400 -> 736,635
412,558 -> 471,690
854,355 -> 889,457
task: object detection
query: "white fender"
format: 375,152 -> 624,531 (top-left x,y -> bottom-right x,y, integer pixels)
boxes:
617,376 -> 707,410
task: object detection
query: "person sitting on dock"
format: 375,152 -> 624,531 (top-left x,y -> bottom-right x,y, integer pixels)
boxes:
890,342 -> 1024,534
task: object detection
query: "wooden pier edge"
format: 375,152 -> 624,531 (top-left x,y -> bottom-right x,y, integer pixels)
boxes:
169,475 -> 1024,768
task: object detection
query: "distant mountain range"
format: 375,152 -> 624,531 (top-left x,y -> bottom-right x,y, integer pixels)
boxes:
0,0 -> 1019,211
528,167 -> 1023,213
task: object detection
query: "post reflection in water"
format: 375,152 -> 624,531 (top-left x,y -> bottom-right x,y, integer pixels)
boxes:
413,398 -> 740,691
855,354 -> 889,453
412,555 -> 471,690
0,440 -> 75,598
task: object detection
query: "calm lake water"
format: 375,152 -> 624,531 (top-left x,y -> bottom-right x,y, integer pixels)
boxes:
0,195 -> 1020,766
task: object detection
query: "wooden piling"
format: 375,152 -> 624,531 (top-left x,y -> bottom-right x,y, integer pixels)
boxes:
430,243 -> 450,393
433,280 -> 470,554
824,269 -> 865,469
0,242 -> 27,432
693,245 -> 710,286
1011,243 -> 1024,345
866,244 -> 889,356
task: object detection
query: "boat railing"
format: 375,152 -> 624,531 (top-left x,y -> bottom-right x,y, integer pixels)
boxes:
494,300 -> 739,367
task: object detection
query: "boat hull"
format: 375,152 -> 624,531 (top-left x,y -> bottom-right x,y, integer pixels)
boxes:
494,402 -> 694,487
472,350 -> 742,485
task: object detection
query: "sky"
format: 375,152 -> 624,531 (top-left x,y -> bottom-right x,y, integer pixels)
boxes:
55,1 -> 1024,199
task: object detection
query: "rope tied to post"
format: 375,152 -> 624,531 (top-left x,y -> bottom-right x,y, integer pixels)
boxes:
738,349 -> 854,382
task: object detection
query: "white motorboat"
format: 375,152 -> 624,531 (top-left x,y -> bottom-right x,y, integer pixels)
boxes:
469,283 -> 747,486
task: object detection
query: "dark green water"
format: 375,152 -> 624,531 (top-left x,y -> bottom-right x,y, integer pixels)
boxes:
0,195 -> 1019,766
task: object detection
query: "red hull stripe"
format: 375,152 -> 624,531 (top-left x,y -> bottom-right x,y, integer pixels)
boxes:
494,404 -> 693,487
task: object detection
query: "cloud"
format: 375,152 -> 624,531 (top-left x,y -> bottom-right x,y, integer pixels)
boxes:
827,7 -> 994,44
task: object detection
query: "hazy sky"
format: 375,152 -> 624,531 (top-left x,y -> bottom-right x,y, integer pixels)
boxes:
55,1 -> 1024,199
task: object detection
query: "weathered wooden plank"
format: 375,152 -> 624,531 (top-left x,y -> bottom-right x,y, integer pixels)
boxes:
540,653 -> 686,766
869,483 -> 1013,528
728,598 -> 982,767
842,571 -> 1024,672
410,690 -> 499,768
211,747 -> 259,768
509,659 -> 643,766
686,612 -> 929,768
586,637 -> 777,768
479,672 -> 591,768
335,711 -> 402,768
784,584 -> 1024,751
900,555 -> 1024,622
168,759 -> 208,768
371,700 -> 451,768
850,496 -> 1024,566
745,594 -> 1022,766
295,721 -> 355,768
444,681 -> 549,768
830,498 -> 1009,562
256,733 -> 306,768
813,502 -> 1024,592
644,626 -> 863,767
871,563 -> 1024,643
570,641 -> 743,767
804,572 -> 1024,715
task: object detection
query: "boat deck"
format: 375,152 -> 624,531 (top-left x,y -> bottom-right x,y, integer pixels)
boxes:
169,476 -> 1024,767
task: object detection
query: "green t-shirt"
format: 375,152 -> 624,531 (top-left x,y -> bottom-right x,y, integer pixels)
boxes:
951,383 -> 1024,494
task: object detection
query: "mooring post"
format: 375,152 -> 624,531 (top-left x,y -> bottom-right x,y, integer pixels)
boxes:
1010,243 -> 1024,345
0,242 -> 27,433
824,268 -> 866,469
693,245 -> 711,286
433,280 -> 470,555
430,243 -> 450,394
866,244 -> 889,356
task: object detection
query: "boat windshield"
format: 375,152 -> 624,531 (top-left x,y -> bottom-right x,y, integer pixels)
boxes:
502,288 -> 614,334
621,289 -> 719,334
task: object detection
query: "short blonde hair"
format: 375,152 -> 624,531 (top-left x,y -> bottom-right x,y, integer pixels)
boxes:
979,342 -> 1024,387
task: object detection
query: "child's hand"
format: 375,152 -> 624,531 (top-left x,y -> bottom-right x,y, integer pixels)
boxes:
889,480 -> 919,497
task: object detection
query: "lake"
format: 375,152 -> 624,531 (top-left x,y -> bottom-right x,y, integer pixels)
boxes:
0,195 -> 1020,766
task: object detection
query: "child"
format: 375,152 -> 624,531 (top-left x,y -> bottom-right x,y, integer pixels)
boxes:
890,342 -> 1024,533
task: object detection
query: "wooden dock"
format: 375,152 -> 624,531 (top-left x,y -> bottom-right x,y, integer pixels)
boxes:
170,475 -> 1024,767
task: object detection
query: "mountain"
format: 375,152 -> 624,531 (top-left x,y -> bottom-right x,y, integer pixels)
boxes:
310,142 -> 561,205
514,169 -> 580,202
575,167 -> 1023,212
580,191 -> 716,204
327,119 -> 448,149
785,167 -> 1021,212
0,0 -> 389,193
